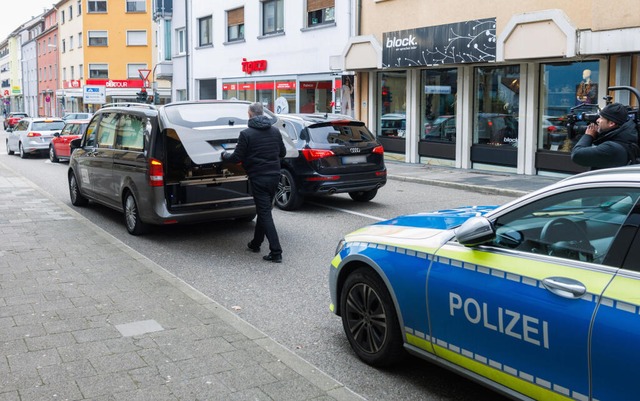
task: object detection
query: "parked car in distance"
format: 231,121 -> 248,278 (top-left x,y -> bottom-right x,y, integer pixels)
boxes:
68,101 -> 297,235
62,112 -> 93,121
380,113 -> 407,138
6,117 -> 65,158
49,119 -> 90,162
276,113 -> 386,210
330,165 -> 640,401
3,111 -> 28,131
423,115 -> 456,142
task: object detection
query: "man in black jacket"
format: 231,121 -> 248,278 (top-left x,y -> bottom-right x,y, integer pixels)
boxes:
222,102 -> 286,263
571,102 -> 638,170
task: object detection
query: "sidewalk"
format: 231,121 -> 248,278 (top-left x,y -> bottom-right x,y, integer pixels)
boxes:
385,160 -> 566,197
0,160 -> 362,401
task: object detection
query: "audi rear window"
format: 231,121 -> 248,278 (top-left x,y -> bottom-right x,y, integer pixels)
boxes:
308,123 -> 375,144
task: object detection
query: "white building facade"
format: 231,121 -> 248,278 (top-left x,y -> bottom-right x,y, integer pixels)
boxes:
171,0 -> 354,115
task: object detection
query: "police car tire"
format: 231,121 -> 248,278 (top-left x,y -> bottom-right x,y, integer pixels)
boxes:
340,267 -> 405,367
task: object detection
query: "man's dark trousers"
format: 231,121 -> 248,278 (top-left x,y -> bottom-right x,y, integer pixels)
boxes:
250,174 -> 282,255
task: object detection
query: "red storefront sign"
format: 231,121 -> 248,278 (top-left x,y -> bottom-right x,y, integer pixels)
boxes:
241,58 -> 268,75
63,80 -> 82,89
86,79 -> 145,88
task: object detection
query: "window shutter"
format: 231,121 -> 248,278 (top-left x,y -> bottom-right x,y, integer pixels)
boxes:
227,7 -> 244,26
307,0 -> 334,12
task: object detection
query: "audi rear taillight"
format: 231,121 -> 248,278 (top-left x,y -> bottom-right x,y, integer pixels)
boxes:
372,145 -> 384,154
302,148 -> 335,161
27,132 -> 41,137
149,158 -> 164,187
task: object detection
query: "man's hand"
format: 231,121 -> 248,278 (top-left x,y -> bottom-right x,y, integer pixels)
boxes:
585,123 -> 598,138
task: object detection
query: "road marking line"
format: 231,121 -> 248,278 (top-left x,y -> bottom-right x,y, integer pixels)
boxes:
308,201 -> 386,221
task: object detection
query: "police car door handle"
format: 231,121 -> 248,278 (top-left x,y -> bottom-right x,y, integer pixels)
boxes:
542,276 -> 586,299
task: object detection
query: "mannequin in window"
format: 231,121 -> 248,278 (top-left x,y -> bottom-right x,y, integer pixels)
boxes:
576,69 -> 598,104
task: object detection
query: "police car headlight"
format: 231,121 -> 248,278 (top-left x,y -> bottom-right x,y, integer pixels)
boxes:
335,239 -> 345,255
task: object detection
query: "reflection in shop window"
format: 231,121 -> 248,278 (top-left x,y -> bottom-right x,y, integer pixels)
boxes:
378,71 -> 407,138
421,69 -> 457,143
474,65 -> 520,147
539,61 -> 600,152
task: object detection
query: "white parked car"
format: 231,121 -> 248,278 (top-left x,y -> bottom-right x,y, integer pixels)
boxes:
6,117 -> 66,158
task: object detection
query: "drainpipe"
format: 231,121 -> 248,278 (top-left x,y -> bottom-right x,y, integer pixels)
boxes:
185,0 -> 190,99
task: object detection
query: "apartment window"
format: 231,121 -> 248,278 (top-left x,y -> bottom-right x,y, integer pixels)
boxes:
78,33 -> 82,48
88,31 -> 108,46
89,64 -> 108,79
198,16 -> 212,47
227,7 -> 244,42
126,0 -> 146,12
127,30 -> 147,46
61,39 -> 66,53
127,64 -> 147,79
77,0 -> 82,15
307,0 -> 334,27
69,5 -> 73,20
177,28 -> 186,55
69,36 -> 74,50
88,0 -> 107,13
61,10 -> 65,23
71,66 -> 75,80
79,64 -> 83,80
262,0 -> 284,35
163,20 -> 172,60
62,67 -> 66,81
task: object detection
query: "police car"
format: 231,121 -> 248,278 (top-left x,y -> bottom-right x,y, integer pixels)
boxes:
329,166 -> 640,401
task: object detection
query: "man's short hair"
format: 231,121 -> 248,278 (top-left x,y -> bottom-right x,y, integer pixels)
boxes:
249,102 -> 264,117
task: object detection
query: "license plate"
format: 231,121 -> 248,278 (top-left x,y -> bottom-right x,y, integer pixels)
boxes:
342,155 -> 367,164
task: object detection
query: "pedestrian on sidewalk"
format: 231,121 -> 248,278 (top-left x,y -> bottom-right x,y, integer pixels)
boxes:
571,102 -> 638,170
222,102 -> 286,263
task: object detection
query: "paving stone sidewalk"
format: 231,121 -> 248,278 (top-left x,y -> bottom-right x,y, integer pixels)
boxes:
0,161 -> 362,401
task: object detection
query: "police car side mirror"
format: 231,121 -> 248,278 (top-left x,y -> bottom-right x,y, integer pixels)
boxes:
455,216 -> 496,246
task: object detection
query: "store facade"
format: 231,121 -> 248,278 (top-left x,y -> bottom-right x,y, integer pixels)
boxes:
343,6 -> 640,176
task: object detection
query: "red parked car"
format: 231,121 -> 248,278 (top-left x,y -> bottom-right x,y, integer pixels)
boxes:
4,112 -> 28,130
49,119 -> 90,162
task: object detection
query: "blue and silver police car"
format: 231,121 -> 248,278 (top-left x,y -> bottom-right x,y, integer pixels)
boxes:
329,166 -> 640,401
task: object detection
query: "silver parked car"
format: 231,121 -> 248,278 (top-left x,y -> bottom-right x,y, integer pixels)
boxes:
67,101 -> 297,235
6,117 -> 66,158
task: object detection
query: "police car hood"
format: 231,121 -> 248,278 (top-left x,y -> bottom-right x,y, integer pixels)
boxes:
345,206 -> 498,245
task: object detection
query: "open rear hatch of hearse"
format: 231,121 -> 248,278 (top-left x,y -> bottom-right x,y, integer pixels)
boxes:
159,103 -> 297,211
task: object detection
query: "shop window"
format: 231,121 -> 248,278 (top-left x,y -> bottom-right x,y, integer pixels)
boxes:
227,7 -> 245,42
473,65 -> 520,147
539,61 -> 600,152
421,69 -> 457,143
257,81 -> 275,112
223,82 -> 238,100
237,82 -> 256,103
262,0 -> 284,36
307,0 -> 335,27
275,80 -> 296,114
378,71 -> 407,138
198,16 -> 212,47
299,81 -> 333,113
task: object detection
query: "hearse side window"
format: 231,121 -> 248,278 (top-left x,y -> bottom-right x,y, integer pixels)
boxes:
115,114 -> 144,151
96,113 -> 119,148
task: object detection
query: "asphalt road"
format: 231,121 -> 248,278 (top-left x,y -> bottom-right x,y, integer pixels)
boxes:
0,132 -> 515,400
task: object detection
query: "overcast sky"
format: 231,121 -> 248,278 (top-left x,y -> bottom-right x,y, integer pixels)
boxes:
1,0 -> 56,42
